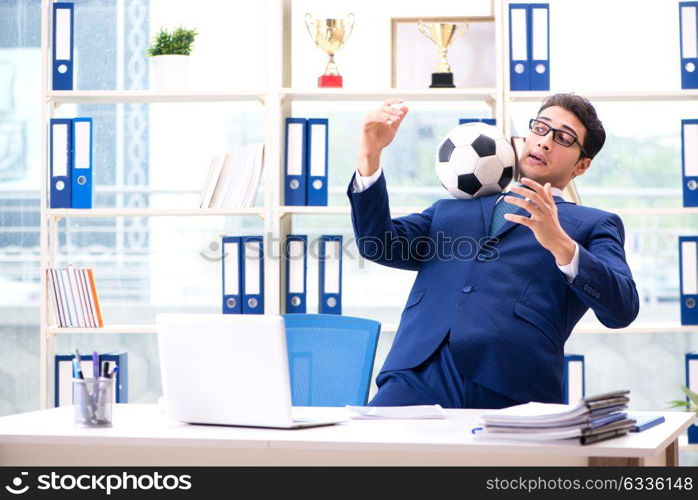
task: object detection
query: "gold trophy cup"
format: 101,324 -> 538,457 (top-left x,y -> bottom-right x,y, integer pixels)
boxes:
305,13 -> 355,88
417,22 -> 468,88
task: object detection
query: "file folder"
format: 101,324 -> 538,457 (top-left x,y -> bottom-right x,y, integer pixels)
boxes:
241,236 -> 264,314
69,266 -> 88,328
285,235 -> 307,314
47,269 -> 66,327
563,354 -> 585,404
687,352 -> 698,442
284,118 -> 307,206
50,118 -> 72,208
629,414 -> 665,433
54,352 -> 128,407
680,236 -> 698,325
71,118 -> 93,209
459,118 -> 496,126
319,235 -> 342,315
680,2 -> 698,89
52,2 -> 74,90
86,268 -> 104,327
509,4 -> 530,91
683,119 -> 698,207
53,268 -> 70,327
222,236 -> 242,314
529,4 -> 550,91
59,268 -> 77,327
79,269 -> 96,328
307,118 -> 329,206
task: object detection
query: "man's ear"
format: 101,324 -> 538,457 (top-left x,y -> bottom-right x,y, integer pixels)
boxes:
573,157 -> 591,178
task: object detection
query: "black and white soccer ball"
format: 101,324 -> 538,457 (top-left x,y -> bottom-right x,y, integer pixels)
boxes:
435,122 -> 516,199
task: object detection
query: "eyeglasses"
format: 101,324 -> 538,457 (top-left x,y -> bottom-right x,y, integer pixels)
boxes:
529,118 -> 587,157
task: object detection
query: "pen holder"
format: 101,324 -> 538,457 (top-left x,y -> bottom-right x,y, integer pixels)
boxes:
73,377 -> 114,428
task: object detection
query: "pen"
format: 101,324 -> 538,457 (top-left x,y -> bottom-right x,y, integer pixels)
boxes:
94,366 -> 115,424
74,349 -> 84,379
92,351 -> 99,380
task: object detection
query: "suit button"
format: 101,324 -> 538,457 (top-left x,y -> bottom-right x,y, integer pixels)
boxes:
462,285 -> 473,293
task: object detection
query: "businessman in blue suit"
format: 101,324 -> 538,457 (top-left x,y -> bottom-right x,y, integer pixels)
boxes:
347,93 -> 639,409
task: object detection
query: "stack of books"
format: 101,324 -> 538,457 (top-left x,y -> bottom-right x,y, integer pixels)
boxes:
199,143 -> 265,209
472,390 -> 636,445
47,266 -> 104,328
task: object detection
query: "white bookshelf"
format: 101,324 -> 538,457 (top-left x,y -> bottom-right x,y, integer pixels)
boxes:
509,90 -> 698,103
37,0 -> 698,410
44,208 -> 266,219
280,87 -> 499,102
48,90 -> 265,105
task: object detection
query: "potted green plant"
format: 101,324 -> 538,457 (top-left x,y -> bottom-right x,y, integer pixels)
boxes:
146,26 -> 198,90
668,385 -> 698,443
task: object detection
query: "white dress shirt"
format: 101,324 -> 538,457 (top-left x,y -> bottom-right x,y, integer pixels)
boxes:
351,166 -> 580,282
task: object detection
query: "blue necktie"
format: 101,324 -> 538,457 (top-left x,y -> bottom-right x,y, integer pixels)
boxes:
489,190 -> 525,236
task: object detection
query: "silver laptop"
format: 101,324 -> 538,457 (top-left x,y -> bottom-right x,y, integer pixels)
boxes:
156,313 -> 344,429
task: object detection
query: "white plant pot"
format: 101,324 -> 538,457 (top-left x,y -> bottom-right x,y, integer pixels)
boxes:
149,54 -> 189,91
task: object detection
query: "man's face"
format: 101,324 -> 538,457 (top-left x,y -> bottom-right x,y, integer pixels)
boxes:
519,105 -> 590,189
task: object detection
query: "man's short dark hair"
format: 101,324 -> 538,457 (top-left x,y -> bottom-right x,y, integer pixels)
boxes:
537,93 -> 606,160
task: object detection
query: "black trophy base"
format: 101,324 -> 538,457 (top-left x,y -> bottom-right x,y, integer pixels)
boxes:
430,72 -> 455,88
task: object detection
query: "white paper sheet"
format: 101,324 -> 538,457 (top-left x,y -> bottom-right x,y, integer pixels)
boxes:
346,405 -> 446,420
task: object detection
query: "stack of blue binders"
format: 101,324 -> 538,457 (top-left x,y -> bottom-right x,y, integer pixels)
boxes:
49,118 -> 93,209
508,3 -> 550,91
284,117 -> 329,206
282,235 -> 343,315
221,236 -> 265,314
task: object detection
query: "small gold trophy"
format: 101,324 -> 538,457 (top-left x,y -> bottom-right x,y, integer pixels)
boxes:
305,13 -> 355,88
417,22 -> 468,88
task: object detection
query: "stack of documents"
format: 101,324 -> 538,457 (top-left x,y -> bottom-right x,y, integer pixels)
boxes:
199,143 -> 265,208
473,390 -> 636,445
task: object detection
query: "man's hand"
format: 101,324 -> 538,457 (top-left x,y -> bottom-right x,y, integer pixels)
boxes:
502,177 -> 576,266
358,98 -> 408,177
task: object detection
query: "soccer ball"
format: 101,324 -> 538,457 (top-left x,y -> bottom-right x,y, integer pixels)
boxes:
435,122 -> 516,199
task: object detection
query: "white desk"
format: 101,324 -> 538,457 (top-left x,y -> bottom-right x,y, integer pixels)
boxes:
0,405 -> 694,466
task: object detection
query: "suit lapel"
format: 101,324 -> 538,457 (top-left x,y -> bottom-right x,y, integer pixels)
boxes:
481,194 -> 568,239
479,194 -> 499,237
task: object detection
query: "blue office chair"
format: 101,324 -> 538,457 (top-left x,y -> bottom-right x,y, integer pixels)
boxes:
282,313 -> 381,407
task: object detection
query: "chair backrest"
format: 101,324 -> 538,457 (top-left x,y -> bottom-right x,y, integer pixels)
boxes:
282,313 -> 381,407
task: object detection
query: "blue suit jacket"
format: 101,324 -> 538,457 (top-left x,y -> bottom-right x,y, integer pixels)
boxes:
347,171 -> 639,404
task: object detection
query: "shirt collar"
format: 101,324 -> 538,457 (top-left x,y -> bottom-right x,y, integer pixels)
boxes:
510,181 -> 564,199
